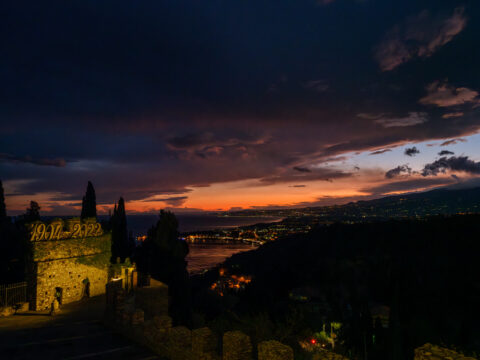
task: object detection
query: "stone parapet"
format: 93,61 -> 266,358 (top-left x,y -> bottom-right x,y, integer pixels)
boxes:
258,340 -> 294,360
135,279 -> 169,318
312,350 -> 350,360
223,331 -> 252,360
415,343 -> 477,360
105,287 -> 476,360
193,327 -> 218,356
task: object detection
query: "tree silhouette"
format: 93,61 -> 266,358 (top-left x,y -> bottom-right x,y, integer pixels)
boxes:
25,201 -> 40,222
111,197 -> 132,262
0,184 -> 25,283
136,210 -> 191,326
81,181 -> 97,219
0,180 -> 6,220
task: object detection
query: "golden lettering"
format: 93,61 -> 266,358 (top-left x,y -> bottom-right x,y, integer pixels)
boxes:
29,220 -> 104,241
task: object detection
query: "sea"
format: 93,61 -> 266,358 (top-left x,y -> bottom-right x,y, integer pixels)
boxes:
40,214 -> 281,274
126,214 -> 282,274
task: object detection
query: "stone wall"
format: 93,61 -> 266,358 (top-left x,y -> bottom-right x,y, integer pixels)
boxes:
415,343 -> 477,360
258,340 -> 294,360
135,279 -> 169,318
312,350 -> 350,360
223,331 -> 252,360
29,218 -> 111,310
105,280 -> 347,360
34,258 -> 108,310
105,282 -> 477,360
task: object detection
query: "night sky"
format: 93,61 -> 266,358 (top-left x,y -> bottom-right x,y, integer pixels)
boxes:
2,0 -> 480,215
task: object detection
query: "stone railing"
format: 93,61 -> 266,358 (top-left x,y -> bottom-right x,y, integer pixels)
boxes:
415,343 -> 477,360
105,281 -> 476,360
312,350 -> 350,360
105,280 -> 300,360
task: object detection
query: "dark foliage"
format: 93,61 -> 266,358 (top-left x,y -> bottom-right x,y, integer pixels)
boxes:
0,194 -> 33,284
24,201 -> 40,222
194,215 -> 480,358
81,181 -> 97,219
0,180 -> 6,219
110,197 -> 133,263
135,210 -> 192,326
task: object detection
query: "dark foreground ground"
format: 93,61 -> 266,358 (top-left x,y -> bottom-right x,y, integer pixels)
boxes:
0,296 -> 161,360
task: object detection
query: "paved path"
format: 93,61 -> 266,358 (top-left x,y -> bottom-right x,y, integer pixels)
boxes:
0,296 -> 162,359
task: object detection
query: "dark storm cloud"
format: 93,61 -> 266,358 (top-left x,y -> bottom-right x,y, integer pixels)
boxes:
142,196 -> 188,207
422,156 -> 480,176
375,7 -> 467,71
293,166 -> 312,173
385,165 -> 412,179
404,147 -> 420,157
303,80 -> 329,92
317,0 -> 336,5
2,0 -> 480,213
365,178 -> 454,195
438,150 -> 454,156
166,133 -> 267,151
260,168 -> 352,185
0,154 -> 68,167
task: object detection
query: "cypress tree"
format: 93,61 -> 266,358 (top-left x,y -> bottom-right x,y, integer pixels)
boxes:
25,201 -> 41,222
0,180 -> 6,219
81,181 -> 97,219
111,197 -> 129,262
111,203 -> 119,262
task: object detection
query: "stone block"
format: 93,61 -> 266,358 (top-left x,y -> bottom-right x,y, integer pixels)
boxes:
258,340 -> 294,360
414,343 -> 477,360
153,328 -> 169,344
135,282 -> 169,318
312,350 -> 350,360
131,309 -> 144,325
166,326 -> 192,349
153,315 -> 173,329
192,327 -> 218,355
222,331 -> 252,360
165,326 -> 193,360
142,320 -> 157,345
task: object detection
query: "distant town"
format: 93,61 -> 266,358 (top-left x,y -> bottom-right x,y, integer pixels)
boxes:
179,187 -> 480,245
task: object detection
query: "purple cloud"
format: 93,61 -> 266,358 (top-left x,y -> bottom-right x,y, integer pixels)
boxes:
419,81 -> 479,107
375,7 -> 467,71
375,112 -> 428,128
0,153 -> 68,167
293,166 -> 312,173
